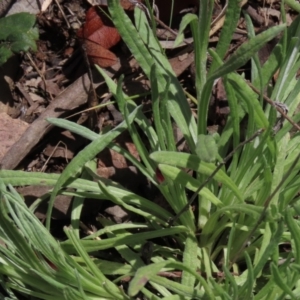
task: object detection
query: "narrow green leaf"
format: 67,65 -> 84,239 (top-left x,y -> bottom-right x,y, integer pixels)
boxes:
61,226 -> 188,253
128,261 -> 167,297
285,208 -> 300,265
210,0 -> 241,71
95,65 -> 159,152
71,165 -> 94,238
208,24 -> 286,81
223,265 -> 238,299
150,63 -> 166,151
254,222 -> 272,270
253,44 -> 283,88
152,261 -> 214,299
174,14 -> 198,48
286,0 -> 300,12
197,0 -> 214,90
181,234 -> 198,287
271,263 -> 296,300
47,118 -> 98,140
241,252 -> 254,299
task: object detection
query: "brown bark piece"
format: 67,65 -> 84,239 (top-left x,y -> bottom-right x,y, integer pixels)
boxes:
169,52 -> 195,78
0,66 -> 120,170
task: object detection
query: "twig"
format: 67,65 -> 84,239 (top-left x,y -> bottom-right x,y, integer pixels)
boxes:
26,53 -> 53,102
170,129 -> 265,225
40,141 -> 68,172
54,0 -> 70,28
247,81 -> 300,132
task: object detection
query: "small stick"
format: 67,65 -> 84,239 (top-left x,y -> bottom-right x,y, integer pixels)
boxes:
170,129 -> 264,225
40,141 -> 69,172
54,0 -> 70,28
26,53 -> 53,102
247,81 -> 300,132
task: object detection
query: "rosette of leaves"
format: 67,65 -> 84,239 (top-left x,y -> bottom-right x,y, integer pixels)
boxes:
0,12 -> 38,65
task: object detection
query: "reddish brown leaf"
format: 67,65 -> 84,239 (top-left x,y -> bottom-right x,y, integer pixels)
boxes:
83,39 -> 119,68
87,24 -> 120,50
77,7 -> 121,68
77,7 -> 103,38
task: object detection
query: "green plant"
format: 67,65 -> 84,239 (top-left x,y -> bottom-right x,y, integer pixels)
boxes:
1,0 -> 300,299
0,12 -> 38,65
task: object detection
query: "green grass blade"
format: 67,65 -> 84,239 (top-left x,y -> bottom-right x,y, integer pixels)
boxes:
208,24 -> 286,81
181,234 -> 198,287
47,118 -> 99,140
285,208 -> 300,265
150,64 -> 166,151
271,263 -> 296,300
242,251 -> 254,299
61,226 -> 188,253
197,0 -> 214,89
128,261 -> 167,297
210,0 -> 241,72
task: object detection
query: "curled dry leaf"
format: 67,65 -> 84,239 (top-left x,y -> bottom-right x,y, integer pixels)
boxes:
77,7 -> 121,68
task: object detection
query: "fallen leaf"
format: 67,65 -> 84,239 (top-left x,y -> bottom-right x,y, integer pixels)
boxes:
4,0 -> 43,16
39,79 -> 61,96
41,0 -> 53,12
0,113 -> 29,162
77,7 -> 121,68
